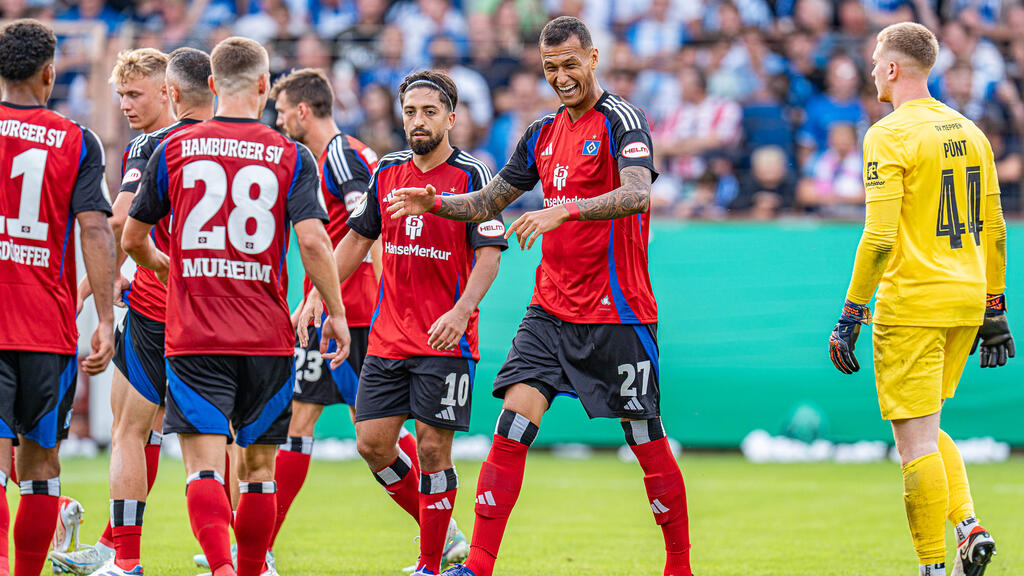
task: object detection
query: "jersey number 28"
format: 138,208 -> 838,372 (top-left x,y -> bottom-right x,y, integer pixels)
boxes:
181,160 -> 278,254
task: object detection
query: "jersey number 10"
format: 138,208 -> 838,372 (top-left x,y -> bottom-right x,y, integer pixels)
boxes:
936,165 -> 982,249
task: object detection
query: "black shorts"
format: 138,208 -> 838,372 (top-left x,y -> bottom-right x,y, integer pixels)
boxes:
113,308 -> 166,406
293,326 -> 369,406
494,305 -> 661,419
354,355 -> 476,432
0,351 -> 77,449
164,355 -> 294,447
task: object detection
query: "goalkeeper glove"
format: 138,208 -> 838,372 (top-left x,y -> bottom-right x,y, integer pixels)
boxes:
829,300 -> 871,374
971,294 -> 1015,368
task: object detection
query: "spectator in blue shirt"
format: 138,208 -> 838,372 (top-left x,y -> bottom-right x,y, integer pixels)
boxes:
797,53 -> 865,164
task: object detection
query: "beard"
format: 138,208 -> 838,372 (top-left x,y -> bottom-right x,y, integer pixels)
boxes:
408,129 -> 444,155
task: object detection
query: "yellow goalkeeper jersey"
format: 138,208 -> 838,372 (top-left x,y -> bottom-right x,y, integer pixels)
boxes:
864,97 -> 999,327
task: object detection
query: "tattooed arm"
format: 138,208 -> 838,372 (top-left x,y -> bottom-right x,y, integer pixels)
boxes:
504,165 -> 654,250
387,174 -> 528,223
573,166 -> 652,220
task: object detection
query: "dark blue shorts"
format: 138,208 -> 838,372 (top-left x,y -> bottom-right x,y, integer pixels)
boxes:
293,326 -> 369,406
113,308 -> 166,406
0,350 -> 77,449
164,355 -> 294,447
354,355 -> 476,432
494,305 -> 661,419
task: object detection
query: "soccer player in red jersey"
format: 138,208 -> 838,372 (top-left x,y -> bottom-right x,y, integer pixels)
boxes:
300,70 -> 504,575
121,37 -> 348,576
53,48 -> 217,576
270,68 -> 442,568
0,18 -> 116,576
390,17 -> 693,576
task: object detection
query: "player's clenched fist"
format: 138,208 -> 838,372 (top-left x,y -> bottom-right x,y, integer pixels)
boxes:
829,300 -> 871,374
505,205 -> 571,250
387,184 -> 437,219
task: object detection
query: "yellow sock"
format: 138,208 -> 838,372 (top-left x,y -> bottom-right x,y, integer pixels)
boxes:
938,429 -> 975,525
903,452 -> 948,565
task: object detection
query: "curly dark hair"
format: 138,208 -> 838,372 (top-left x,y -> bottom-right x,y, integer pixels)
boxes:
398,70 -> 458,112
0,19 -> 56,82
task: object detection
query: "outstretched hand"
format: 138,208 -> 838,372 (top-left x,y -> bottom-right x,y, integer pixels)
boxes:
387,185 -> 437,219
505,205 -> 570,250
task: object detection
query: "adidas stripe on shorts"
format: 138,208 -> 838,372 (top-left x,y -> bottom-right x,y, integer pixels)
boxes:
354,355 -> 475,431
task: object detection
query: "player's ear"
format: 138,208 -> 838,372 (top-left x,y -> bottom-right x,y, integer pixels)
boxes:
208,75 -> 218,97
258,73 -> 270,96
590,47 -> 599,70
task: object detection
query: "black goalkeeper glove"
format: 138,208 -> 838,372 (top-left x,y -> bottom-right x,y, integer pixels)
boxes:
971,294 -> 1015,368
829,300 -> 872,374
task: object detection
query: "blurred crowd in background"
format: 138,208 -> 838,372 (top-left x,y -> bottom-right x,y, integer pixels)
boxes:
3,0 -> 1023,218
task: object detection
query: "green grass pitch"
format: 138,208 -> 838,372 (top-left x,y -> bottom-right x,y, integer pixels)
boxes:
20,453 -> 1024,575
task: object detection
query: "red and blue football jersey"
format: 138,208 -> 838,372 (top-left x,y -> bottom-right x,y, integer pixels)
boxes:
119,118 -> 201,324
499,91 -> 659,325
346,148 -> 507,360
304,132 -> 379,328
0,102 -> 111,354
130,117 -> 327,356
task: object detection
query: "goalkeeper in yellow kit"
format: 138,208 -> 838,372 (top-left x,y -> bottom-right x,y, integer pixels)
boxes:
829,22 -> 1014,576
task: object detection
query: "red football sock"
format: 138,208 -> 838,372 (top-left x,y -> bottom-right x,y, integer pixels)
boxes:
630,438 -> 692,576
186,475 -> 233,575
112,525 -> 141,570
418,468 -> 458,573
235,488 -> 277,576
0,479 -> 9,576
145,434 -> 161,492
98,521 -> 114,548
372,454 -> 420,523
398,428 -> 420,473
270,441 -> 311,548
13,492 -> 59,576
464,436 -> 530,576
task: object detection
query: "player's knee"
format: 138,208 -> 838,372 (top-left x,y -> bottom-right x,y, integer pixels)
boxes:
415,432 -> 452,471
494,409 -> 539,447
621,418 -> 666,447
15,442 -> 60,481
356,436 -> 396,469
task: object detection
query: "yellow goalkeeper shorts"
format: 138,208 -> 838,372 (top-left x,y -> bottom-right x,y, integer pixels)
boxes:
872,324 -> 979,421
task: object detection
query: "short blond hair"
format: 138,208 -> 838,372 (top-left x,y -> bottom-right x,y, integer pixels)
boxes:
210,37 -> 268,95
109,48 -> 167,85
877,22 -> 939,72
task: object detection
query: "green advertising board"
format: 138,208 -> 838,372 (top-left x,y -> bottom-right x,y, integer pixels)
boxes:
291,221 -> 1024,447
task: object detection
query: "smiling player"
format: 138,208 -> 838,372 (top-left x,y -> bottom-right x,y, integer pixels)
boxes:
389,16 -> 693,576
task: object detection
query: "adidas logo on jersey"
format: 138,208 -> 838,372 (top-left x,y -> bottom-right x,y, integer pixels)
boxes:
541,143 -> 553,156
650,499 -> 670,515
426,497 -> 453,510
435,406 -> 456,421
476,491 -> 496,506
624,398 -> 644,412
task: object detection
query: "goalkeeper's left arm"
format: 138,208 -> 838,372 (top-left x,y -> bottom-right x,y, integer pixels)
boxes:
973,150 -> 1014,367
